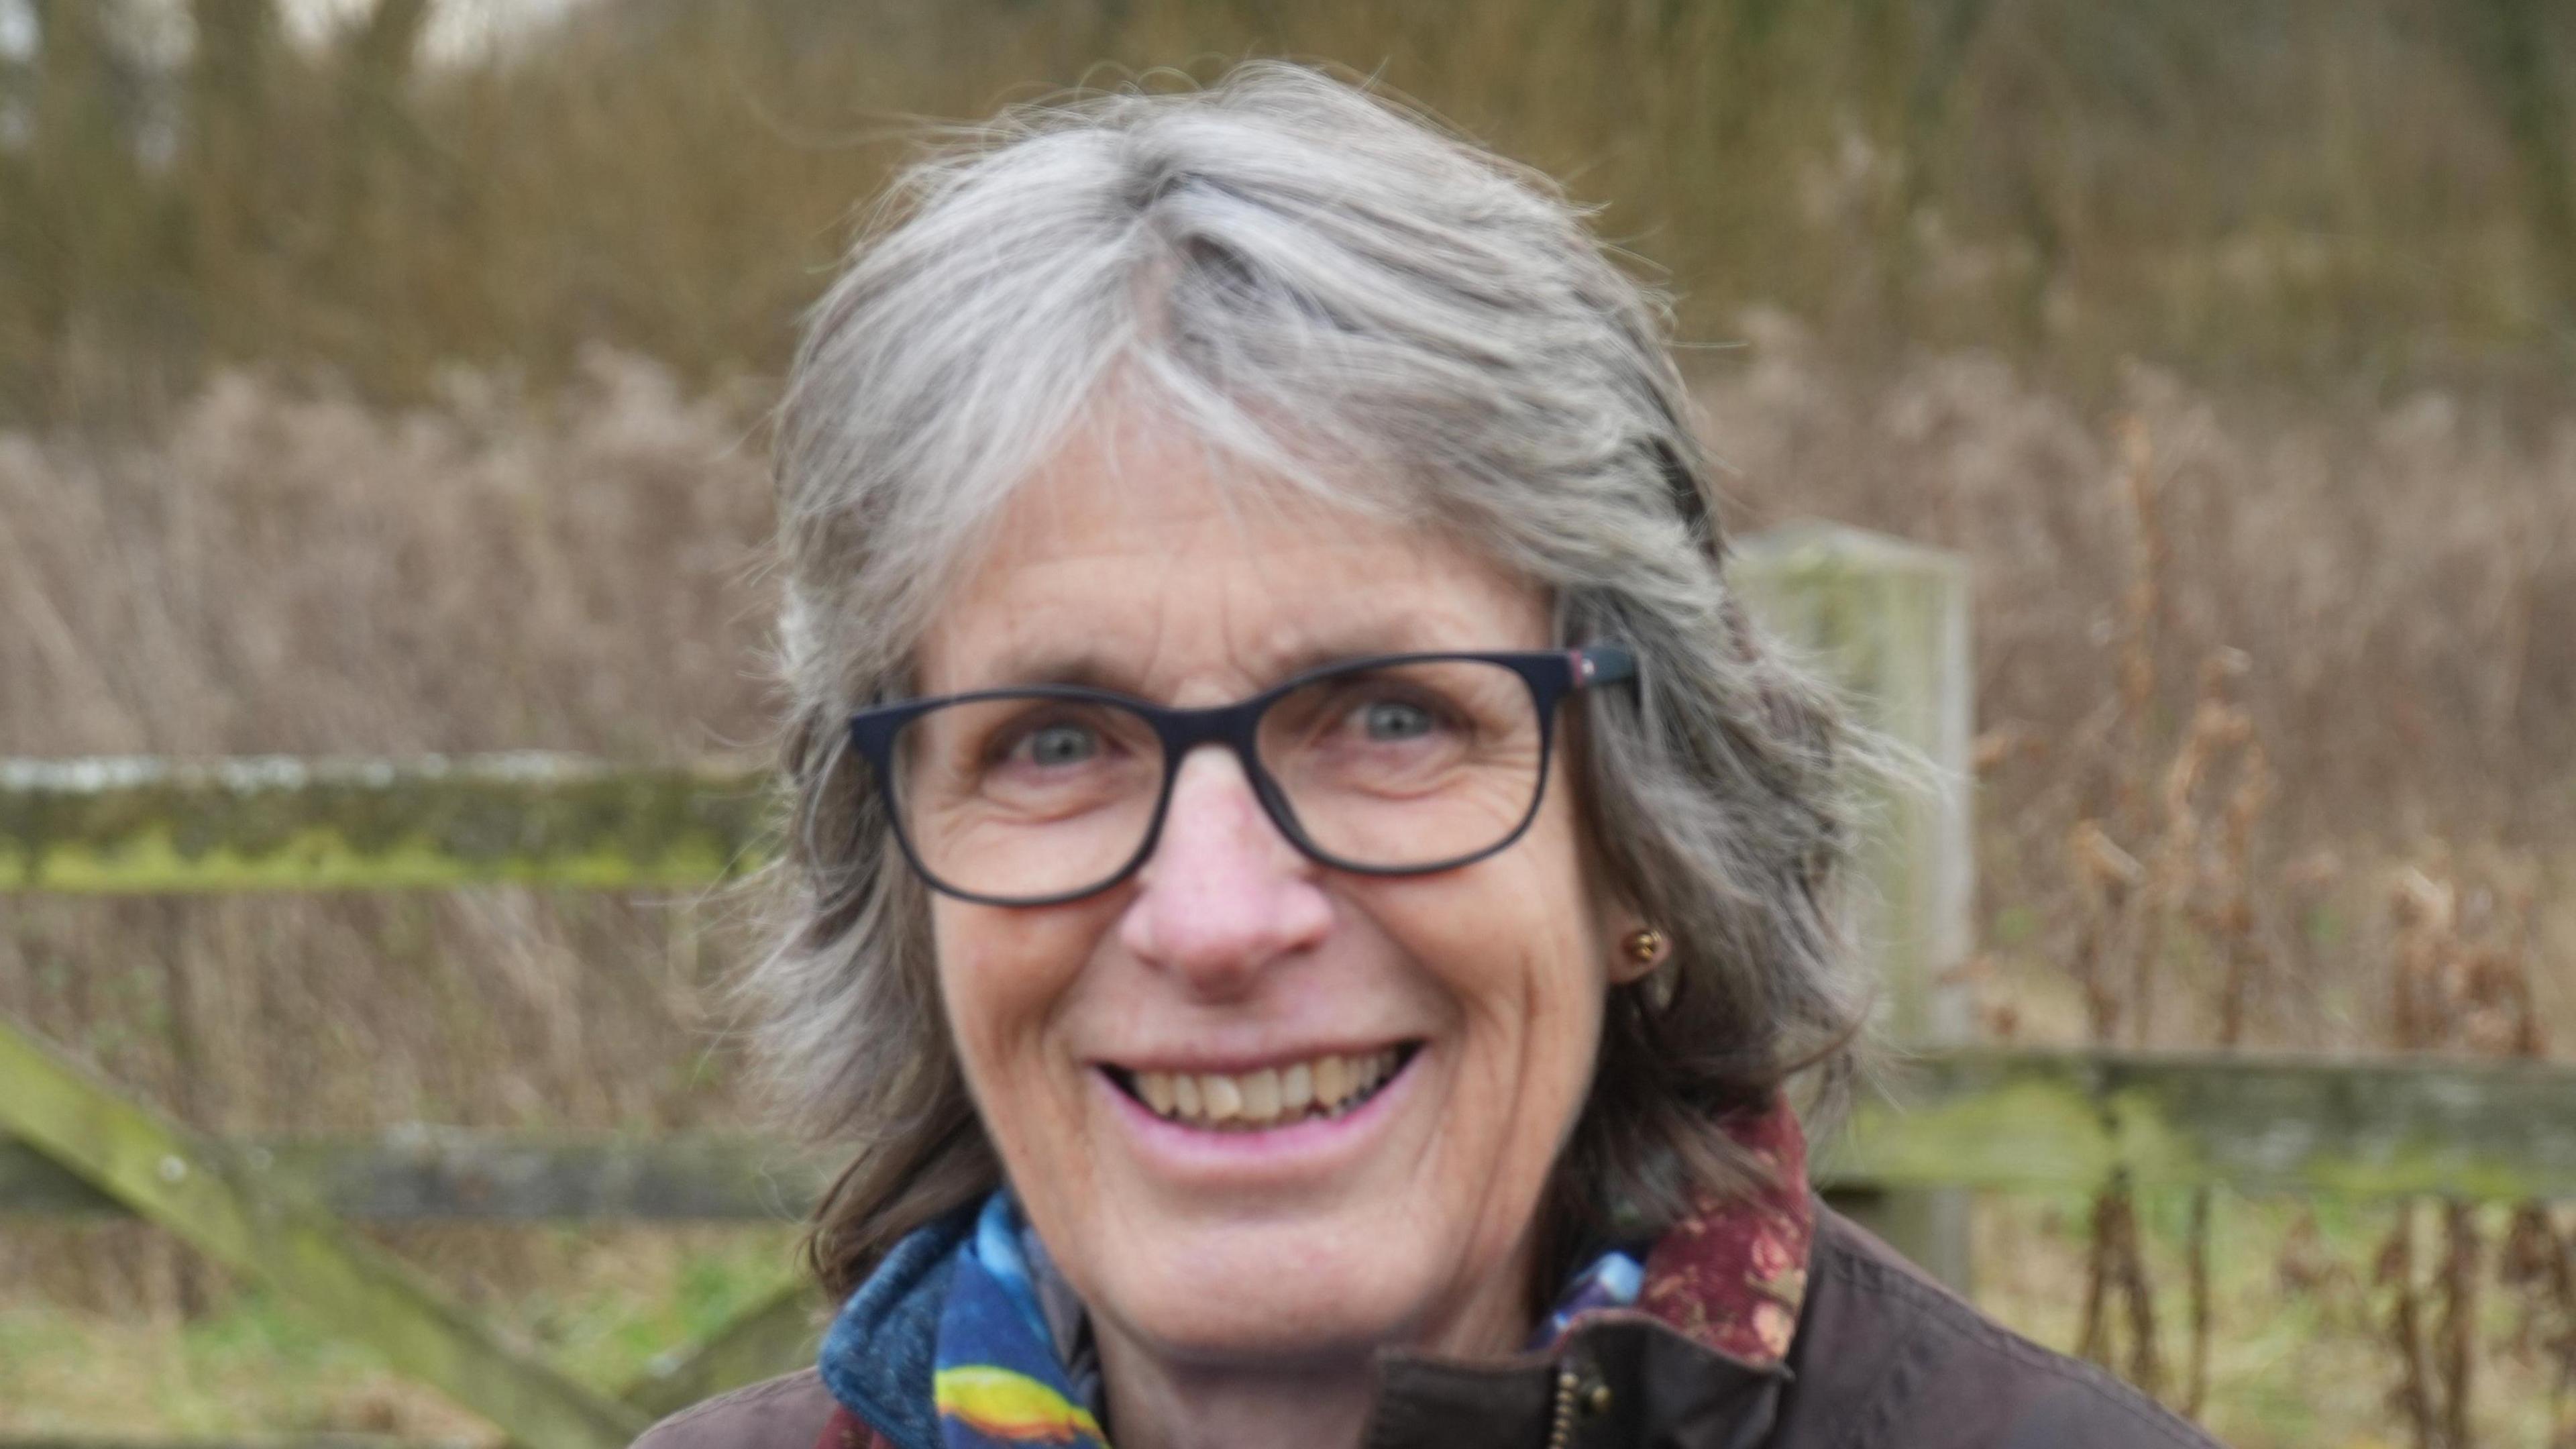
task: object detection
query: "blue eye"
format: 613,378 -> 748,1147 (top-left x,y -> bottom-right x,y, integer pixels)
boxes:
1360,700 -> 1436,741
1022,723 -> 1100,767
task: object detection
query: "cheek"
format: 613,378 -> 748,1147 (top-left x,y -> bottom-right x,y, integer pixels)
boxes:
1448,892 -> 1601,1067
1477,794 -> 1610,1046
930,900 -> 1108,1118
1490,908 -> 1607,1138
1388,799 -> 1611,1146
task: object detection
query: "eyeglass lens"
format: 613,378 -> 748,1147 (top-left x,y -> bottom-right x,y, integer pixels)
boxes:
886,658 -> 1547,902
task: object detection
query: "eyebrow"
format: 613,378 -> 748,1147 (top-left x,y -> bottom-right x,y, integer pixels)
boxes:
953,625 -> 1448,700
958,649 -> 1131,694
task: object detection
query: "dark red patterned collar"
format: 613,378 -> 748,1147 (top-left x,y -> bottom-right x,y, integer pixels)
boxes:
1622,1095 -> 1813,1368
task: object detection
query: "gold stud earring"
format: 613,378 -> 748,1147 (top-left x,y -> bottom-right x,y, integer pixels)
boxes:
1622,927 -> 1664,965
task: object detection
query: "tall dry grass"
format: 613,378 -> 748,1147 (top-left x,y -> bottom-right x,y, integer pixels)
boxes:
1703,313 -> 2576,1051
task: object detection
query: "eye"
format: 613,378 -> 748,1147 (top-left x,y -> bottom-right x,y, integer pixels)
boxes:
1356,698 -> 1438,743
1016,721 -> 1101,768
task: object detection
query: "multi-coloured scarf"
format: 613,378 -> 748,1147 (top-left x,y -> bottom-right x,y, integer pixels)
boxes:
926,1193 -> 1109,1448
817,1095 -> 1811,1449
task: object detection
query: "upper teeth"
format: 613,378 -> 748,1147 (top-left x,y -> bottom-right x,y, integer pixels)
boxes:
1132,1050 -> 1403,1130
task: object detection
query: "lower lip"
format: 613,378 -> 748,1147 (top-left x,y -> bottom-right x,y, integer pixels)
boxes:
1095,1054 -> 1421,1181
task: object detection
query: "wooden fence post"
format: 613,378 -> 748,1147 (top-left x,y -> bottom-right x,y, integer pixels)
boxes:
1732,522 -> 1977,1291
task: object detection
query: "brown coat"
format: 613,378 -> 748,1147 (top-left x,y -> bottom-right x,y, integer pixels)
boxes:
634,1205 -> 2219,1449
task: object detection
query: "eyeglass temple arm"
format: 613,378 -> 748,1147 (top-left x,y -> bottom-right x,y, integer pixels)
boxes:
1570,643 -> 1638,690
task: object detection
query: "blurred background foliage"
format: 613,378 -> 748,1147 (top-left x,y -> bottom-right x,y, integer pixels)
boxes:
7,3 -> 2576,1444
2,0 -> 2575,421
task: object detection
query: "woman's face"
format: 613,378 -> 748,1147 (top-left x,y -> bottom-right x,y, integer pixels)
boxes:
914,420 -> 1633,1369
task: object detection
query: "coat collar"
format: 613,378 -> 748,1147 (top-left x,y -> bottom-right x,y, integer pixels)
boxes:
1362,1100 -> 1813,1449
1625,1095 -> 1812,1366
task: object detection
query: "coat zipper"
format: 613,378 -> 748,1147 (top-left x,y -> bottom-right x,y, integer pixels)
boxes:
1546,1363 -> 1580,1449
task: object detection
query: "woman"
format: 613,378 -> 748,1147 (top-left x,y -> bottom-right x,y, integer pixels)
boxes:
644,65 -> 2215,1449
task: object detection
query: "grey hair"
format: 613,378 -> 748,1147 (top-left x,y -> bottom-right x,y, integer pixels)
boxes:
753,62 -> 1869,1298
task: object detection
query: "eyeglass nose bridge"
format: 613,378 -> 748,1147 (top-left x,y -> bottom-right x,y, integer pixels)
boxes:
1124,691 -> 1315,877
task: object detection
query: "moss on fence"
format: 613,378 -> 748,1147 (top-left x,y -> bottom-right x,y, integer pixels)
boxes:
0,757 -> 776,894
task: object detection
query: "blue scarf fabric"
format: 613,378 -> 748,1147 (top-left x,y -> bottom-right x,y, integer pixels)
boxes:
822,1189 -> 1646,1449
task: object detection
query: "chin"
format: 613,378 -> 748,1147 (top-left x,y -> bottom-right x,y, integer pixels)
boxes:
1092,1218 -> 1444,1364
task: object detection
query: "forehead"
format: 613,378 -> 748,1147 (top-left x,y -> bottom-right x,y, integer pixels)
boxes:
914,415 -> 1550,696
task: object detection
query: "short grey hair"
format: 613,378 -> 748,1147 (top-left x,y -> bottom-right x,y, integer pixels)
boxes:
755,62 -> 1867,1297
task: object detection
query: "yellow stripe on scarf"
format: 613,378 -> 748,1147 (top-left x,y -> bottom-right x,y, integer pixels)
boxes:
933,1364 -> 1108,1445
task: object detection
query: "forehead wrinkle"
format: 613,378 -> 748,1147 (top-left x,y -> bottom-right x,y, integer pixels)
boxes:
919,411 -> 1551,700
933,524 -> 1545,698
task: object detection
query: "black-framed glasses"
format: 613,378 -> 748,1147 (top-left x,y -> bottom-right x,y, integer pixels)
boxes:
847,645 -> 1638,906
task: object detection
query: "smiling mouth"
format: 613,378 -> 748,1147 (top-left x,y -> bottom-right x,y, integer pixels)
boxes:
1108,1044 -> 1420,1132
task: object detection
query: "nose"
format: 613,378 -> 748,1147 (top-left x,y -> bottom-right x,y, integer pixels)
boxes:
1119,744 -> 1332,996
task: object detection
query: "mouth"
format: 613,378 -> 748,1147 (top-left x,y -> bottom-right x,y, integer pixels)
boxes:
1105,1044 -> 1421,1133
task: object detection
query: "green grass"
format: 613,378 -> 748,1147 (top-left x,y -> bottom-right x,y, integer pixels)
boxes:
4,1202 -> 2571,1444
0,1226 -> 802,1440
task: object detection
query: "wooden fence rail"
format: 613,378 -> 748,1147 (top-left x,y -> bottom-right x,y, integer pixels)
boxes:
0,753 -> 775,894
12,1049 -> 2576,1222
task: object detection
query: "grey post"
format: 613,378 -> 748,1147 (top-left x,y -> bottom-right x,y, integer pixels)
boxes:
1731,522 -> 1977,1291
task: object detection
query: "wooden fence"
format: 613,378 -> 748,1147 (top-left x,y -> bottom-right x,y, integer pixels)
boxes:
7,525 -> 2574,1446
